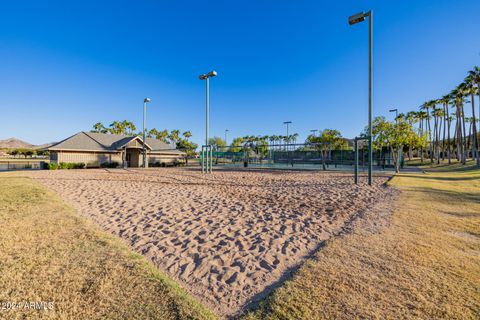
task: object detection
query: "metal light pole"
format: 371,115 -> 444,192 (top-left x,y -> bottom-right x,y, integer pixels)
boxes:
389,108 -> 398,123
349,10 -> 373,185
283,121 -> 292,150
143,97 -> 151,168
199,71 -> 217,173
225,129 -> 229,146
310,129 -> 318,137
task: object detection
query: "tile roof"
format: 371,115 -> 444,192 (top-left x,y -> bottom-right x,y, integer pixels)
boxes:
47,132 -> 179,152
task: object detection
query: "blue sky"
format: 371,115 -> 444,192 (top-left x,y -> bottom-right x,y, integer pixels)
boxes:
0,0 -> 479,146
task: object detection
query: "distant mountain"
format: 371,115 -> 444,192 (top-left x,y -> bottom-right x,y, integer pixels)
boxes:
0,137 -> 57,150
0,137 -> 34,149
34,142 -> 56,150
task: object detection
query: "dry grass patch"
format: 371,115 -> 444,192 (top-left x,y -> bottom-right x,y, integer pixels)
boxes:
243,166 -> 480,319
0,174 -> 215,320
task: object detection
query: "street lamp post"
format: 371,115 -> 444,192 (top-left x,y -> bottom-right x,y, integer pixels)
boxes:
349,10 -> 373,185
283,121 -> 292,150
143,97 -> 151,168
199,70 -> 217,173
310,129 -> 318,137
389,108 -> 398,123
225,129 -> 229,146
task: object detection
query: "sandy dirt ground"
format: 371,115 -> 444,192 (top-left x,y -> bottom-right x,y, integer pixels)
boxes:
29,168 -> 392,317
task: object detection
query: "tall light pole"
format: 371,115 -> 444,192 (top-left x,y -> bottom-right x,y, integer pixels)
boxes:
199,70 -> 217,173
349,10 -> 373,185
143,97 -> 151,168
283,121 -> 292,150
225,129 -> 229,146
389,108 -> 398,123
310,129 -> 318,137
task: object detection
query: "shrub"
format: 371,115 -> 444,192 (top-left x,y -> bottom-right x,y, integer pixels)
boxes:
100,161 -> 119,168
47,163 -> 58,170
150,162 -> 162,167
56,162 -> 85,170
72,163 -> 85,169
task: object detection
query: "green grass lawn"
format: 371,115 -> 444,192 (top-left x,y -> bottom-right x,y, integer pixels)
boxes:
243,164 -> 480,319
0,174 -> 215,320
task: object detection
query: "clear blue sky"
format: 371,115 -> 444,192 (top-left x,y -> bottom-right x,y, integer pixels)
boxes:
0,0 -> 479,146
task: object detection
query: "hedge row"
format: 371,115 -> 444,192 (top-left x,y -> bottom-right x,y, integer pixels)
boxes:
47,162 -> 85,170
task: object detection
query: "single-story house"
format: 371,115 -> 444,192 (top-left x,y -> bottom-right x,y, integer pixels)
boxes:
46,131 -> 185,168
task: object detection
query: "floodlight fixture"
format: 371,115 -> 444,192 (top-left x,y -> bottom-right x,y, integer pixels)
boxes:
348,11 -> 369,25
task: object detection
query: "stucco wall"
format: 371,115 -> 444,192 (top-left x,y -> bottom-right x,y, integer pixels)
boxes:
52,151 -> 122,167
148,153 -> 184,165
50,150 -> 184,168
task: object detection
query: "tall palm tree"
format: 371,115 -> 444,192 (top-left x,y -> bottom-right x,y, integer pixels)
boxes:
447,113 -> 455,163
292,133 -> 299,145
109,121 -> 125,135
439,95 -> 451,162
468,66 -> 480,164
465,117 -> 473,152
451,86 -> 467,164
432,108 -> 444,163
421,101 -> 435,163
464,73 -> 479,165
168,129 -> 181,145
405,111 -> 417,160
268,135 -> 276,149
91,122 -> 107,133
417,110 -> 428,162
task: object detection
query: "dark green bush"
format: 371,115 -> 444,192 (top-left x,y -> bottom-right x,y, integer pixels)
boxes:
55,162 -> 85,170
150,161 -> 162,167
47,162 -> 58,170
73,163 -> 85,169
100,161 -> 119,168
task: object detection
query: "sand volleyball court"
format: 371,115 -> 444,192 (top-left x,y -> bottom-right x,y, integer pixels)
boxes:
30,168 -> 392,317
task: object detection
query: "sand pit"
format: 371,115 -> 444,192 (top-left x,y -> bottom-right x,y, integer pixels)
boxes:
29,168 -> 392,317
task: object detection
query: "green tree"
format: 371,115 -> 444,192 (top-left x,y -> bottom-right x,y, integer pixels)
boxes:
91,122 -> 108,133
108,121 -> 125,135
468,66 -> 480,166
168,130 -> 181,145
370,116 -> 425,173
176,136 -> 198,164
207,137 -> 227,151
229,137 -> 244,152
147,128 -> 159,139
122,120 -> 137,136
306,129 -> 344,171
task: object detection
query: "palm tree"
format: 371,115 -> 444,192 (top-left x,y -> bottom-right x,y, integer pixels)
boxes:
157,130 -> 169,142
269,135 -> 276,149
292,133 -> 299,145
465,117 -> 473,152
432,108 -> 444,163
147,128 -> 159,138
439,95 -> 451,162
109,121 -> 125,135
468,66 -> 480,164
421,101 -> 435,163
451,86 -> 467,164
91,122 -> 107,133
417,110 -> 428,162
447,114 -> 455,163
168,130 -> 181,145
405,111 -> 417,160
464,73 -> 479,165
